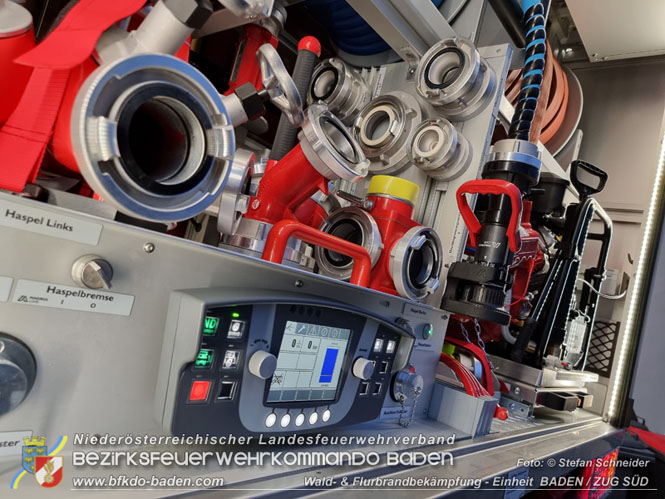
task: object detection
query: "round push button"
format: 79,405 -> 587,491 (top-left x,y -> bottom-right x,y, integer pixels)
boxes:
295,413 -> 305,427
265,413 -> 277,428
280,413 -> 291,428
322,409 -> 331,423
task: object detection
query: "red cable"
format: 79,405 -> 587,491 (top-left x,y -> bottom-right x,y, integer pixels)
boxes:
445,336 -> 494,395
439,353 -> 489,397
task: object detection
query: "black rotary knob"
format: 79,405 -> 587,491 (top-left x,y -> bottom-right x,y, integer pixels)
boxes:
0,333 -> 36,416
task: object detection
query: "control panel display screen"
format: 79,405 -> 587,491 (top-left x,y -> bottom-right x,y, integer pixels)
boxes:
267,321 -> 351,403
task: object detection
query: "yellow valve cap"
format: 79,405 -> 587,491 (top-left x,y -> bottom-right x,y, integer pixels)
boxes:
367,175 -> 419,204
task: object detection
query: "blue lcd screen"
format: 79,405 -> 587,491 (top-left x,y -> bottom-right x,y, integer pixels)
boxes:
319,348 -> 339,383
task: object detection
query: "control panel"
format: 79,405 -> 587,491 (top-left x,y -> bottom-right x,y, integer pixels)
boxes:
155,290 -> 415,435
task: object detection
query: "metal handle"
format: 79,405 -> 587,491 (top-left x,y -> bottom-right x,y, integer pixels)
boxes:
257,43 -> 304,126
262,219 -> 371,287
269,37 -> 321,160
456,179 -> 523,253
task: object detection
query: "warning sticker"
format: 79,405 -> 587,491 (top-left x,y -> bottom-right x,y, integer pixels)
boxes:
12,280 -> 134,316
0,199 -> 102,245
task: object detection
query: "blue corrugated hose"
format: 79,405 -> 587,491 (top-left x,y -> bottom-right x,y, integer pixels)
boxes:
306,0 -> 444,56
508,0 -> 546,141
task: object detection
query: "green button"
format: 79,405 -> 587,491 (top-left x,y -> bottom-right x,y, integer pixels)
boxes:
203,316 -> 219,335
195,349 -> 214,368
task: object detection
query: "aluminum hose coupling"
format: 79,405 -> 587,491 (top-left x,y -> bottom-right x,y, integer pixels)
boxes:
353,91 -> 422,175
308,58 -> 370,126
316,175 -> 443,302
70,53 -> 235,222
409,118 -> 472,181
415,38 -> 495,121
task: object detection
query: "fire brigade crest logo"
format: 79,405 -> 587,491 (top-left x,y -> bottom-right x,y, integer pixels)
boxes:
34,456 -> 64,488
10,435 -> 67,489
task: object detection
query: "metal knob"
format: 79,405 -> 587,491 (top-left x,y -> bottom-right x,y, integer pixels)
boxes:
248,350 -> 277,379
0,334 -> 36,416
352,357 -> 374,380
71,255 -> 113,290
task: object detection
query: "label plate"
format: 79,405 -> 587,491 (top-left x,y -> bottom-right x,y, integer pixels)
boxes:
0,199 -> 102,245
0,431 -> 32,457
12,280 -> 134,316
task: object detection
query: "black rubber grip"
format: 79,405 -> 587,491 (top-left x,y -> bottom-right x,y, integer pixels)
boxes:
269,48 -> 320,161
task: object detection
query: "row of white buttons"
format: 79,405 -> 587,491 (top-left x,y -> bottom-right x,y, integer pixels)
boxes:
265,409 -> 331,428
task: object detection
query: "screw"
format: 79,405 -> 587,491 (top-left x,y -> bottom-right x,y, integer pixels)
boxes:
252,199 -> 261,210
514,387 -> 521,395
509,403 -> 516,410
409,68 -> 415,75
295,280 -> 304,288
143,243 -> 155,253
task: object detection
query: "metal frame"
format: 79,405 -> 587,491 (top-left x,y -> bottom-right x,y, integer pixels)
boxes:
345,0 -> 456,66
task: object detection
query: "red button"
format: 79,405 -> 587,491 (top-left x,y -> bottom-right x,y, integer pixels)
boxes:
189,380 -> 211,402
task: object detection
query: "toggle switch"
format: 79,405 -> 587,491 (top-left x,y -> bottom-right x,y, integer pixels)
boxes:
71,255 -> 113,289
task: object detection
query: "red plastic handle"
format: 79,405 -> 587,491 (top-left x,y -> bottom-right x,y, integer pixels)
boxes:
456,179 -> 523,253
262,220 -> 371,287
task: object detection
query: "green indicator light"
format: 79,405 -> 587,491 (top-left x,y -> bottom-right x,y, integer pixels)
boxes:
422,323 -> 434,340
231,312 -> 240,319
195,349 -> 214,368
203,316 -> 219,335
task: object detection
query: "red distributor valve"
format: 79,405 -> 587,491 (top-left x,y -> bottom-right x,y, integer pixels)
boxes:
244,104 -> 369,225
316,175 -> 443,301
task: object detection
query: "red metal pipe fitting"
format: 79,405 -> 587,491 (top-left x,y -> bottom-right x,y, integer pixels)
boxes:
244,147 -> 329,223
262,220 -> 371,287
244,104 -> 368,224
366,193 -> 420,296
